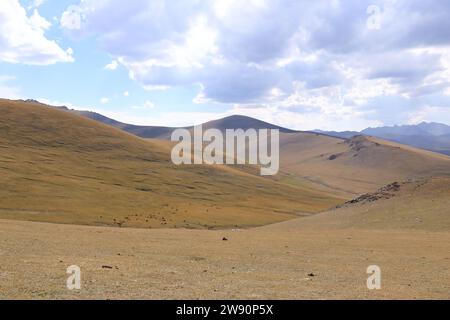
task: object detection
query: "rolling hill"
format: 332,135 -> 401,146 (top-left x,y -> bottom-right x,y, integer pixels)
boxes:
27,99 -> 450,157
74,111 -> 296,140
8,99 -> 450,199
71,104 -> 450,157
270,176 -> 450,232
277,133 -> 450,197
1,99 -> 450,299
0,98 -> 343,229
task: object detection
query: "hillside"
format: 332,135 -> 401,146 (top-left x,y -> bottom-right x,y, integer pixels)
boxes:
11,99 -> 450,198
1,176 -> 449,299
28,99 -> 449,157
1,99 -> 450,300
277,133 -> 450,197
74,109 -> 177,140
74,111 -> 296,140
75,106 -> 450,156
270,176 -> 450,232
0,99 -> 343,228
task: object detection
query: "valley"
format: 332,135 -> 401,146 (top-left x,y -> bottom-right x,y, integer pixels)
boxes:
0,98 -> 449,299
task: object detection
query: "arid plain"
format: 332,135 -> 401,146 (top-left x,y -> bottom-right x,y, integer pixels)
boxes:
0,99 -> 449,299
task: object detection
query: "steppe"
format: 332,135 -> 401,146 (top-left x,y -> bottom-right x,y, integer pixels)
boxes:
0,99 -> 449,299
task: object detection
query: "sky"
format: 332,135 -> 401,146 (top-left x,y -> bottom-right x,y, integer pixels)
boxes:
1,0 -> 450,131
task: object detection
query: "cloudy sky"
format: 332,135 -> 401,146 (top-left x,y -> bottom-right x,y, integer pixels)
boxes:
1,0 -> 450,130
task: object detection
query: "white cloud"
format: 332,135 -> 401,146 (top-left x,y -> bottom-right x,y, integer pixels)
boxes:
59,0 -> 450,127
26,0 -> 47,10
143,85 -> 171,91
36,98 -> 86,110
60,5 -> 85,30
0,0 -> 73,65
35,0 -> 46,6
100,97 -> 109,104
123,91 -> 129,97
0,75 -> 22,99
131,100 -> 155,110
31,0 -> 46,8
104,60 -> 118,71
407,105 -> 450,125
144,100 -> 154,109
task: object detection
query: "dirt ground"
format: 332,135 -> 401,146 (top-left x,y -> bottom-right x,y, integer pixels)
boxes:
1,218 -> 449,300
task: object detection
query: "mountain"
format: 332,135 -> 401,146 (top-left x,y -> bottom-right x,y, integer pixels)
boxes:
74,110 -> 178,140
76,106 -> 450,156
3,100 -> 450,300
0,98 -> 343,229
200,115 -> 296,133
28,99 -> 450,157
69,105 -> 450,196
75,109 -> 450,196
74,111 -> 296,140
316,122 -> 450,156
8,98 -> 450,198
313,130 -> 360,139
362,122 -> 450,137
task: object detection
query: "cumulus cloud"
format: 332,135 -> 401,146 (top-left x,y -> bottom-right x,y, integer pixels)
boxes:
60,0 -> 450,126
0,0 -> 73,65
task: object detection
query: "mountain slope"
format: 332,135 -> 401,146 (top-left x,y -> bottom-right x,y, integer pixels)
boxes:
0,99 -> 343,228
270,176 -> 450,232
37,99 -> 450,156
75,111 -> 296,140
201,115 -> 296,133
8,99 -> 450,199
277,133 -> 450,197
74,109 -> 177,140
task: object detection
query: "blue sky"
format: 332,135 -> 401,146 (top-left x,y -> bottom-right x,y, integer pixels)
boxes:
1,0 -> 450,130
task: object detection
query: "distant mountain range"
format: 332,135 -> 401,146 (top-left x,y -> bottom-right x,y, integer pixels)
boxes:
18,99 -> 450,156
315,122 -> 450,156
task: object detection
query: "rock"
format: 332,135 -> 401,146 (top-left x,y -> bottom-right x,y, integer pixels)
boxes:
328,154 -> 338,160
222,237 -> 228,241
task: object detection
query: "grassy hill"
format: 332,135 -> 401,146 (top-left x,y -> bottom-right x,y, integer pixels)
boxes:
0,99 -> 342,228
270,176 -> 450,232
70,104 -> 450,197
277,133 -> 450,197
74,111 -> 297,140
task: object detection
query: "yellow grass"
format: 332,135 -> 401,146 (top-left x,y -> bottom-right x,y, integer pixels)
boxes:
1,178 -> 449,299
277,132 -> 450,197
0,99 -> 342,228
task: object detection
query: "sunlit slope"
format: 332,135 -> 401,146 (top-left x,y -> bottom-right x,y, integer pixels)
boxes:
278,132 -> 450,197
74,106 -> 450,198
268,177 -> 450,232
0,99 -> 342,228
